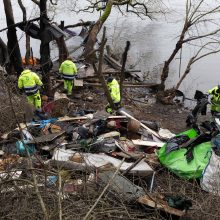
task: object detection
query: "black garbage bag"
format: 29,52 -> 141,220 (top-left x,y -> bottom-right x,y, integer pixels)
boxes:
184,133 -> 212,163
78,126 -> 90,139
93,119 -> 108,136
201,121 -> 218,134
166,134 -> 190,154
165,195 -> 192,210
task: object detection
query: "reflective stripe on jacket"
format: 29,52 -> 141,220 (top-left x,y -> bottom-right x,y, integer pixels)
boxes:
107,79 -> 121,103
18,69 -> 42,95
62,73 -> 76,80
24,85 -> 39,95
59,60 -> 77,78
208,86 -> 220,112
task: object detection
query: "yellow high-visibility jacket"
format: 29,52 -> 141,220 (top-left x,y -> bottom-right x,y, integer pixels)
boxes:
107,79 -> 121,103
208,86 -> 220,112
59,60 -> 77,80
18,69 -> 42,95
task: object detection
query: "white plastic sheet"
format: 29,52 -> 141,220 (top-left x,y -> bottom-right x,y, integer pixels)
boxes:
53,149 -> 153,176
201,150 -> 220,195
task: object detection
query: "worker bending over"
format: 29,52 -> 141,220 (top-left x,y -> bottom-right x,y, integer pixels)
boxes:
59,57 -> 77,96
208,85 -> 220,115
106,76 -> 121,114
18,68 -> 43,112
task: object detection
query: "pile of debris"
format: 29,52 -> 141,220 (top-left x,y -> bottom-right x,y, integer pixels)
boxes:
0,101 -> 193,219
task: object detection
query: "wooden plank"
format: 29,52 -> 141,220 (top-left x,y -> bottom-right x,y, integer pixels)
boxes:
138,195 -> 185,217
108,116 -> 127,119
57,116 -> 89,122
132,139 -> 165,148
26,131 -> 65,144
57,115 -> 127,122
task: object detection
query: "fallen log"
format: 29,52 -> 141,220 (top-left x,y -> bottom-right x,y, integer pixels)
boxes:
104,54 -> 143,81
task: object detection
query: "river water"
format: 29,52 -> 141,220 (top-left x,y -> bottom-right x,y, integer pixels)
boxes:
0,0 -> 220,100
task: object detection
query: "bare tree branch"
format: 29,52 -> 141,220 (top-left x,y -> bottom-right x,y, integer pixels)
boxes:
176,41 -> 220,90
159,0 -> 220,92
50,0 -> 57,5
31,0 -> 40,6
183,28 -> 220,43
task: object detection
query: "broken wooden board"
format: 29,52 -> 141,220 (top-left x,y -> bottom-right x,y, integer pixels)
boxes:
57,116 -> 90,122
104,54 -> 145,81
138,194 -> 185,217
132,140 -> 165,148
26,131 -> 65,144
104,54 -> 121,70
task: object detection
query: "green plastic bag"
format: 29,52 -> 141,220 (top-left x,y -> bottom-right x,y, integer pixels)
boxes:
157,128 -> 212,179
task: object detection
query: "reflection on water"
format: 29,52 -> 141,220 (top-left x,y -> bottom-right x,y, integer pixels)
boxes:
0,0 -> 220,100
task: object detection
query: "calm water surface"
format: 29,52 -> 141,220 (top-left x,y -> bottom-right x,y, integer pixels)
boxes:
0,0 -> 220,100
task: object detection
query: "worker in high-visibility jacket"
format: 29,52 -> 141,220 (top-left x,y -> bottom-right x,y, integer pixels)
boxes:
106,76 -> 121,114
59,57 -> 77,96
18,69 -> 43,112
208,85 -> 220,115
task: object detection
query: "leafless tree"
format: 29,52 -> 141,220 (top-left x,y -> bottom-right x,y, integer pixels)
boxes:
3,0 -> 23,76
69,0 -> 165,63
176,41 -> 220,90
160,0 -> 220,92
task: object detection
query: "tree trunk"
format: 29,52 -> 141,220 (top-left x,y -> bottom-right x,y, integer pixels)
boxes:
83,0 -> 113,63
0,37 -> 9,66
175,57 -> 194,90
159,27 -> 187,91
18,0 -> 31,65
56,21 -> 69,65
25,35 -> 31,65
3,0 -> 23,76
93,27 -> 115,110
120,41 -> 130,101
39,0 -> 52,96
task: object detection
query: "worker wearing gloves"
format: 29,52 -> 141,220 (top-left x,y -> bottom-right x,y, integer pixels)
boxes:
208,85 -> 220,115
59,57 -> 77,96
18,69 -> 43,112
106,76 -> 121,114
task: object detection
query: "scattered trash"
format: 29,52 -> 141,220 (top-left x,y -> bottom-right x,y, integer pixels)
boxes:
46,175 -> 58,186
0,104 -> 199,218
158,128 -> 212,179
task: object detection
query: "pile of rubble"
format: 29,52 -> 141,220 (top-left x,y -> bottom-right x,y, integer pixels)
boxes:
0,100 -> 192,219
